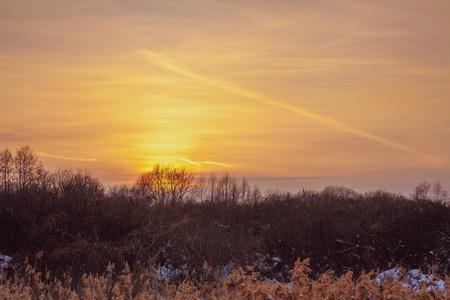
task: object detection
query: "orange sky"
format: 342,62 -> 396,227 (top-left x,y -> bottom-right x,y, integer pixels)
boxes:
1,1 -> 449,193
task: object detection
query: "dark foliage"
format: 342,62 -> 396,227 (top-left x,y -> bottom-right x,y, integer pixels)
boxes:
0,147 -> 449,283
1,182 -> 449,282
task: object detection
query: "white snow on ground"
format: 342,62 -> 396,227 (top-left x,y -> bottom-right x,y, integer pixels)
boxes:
1,251 -> 445,294
216,261 -> 235,280
149,255 -> 446,294
147,255 -> 283,283
376,268 -> 445,292
151,265 -> 188,281
202,260 -> 447,294
149,261 -> 236,282
0,253 -> 12,280
0,253 -> 12,269
253,254 -> 284,271
271,257 -> 281,263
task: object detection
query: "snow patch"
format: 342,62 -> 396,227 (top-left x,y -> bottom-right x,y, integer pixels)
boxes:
216,261 -> 236,280
151,265 -> 188,281
0,253 -> 12,281
271,257 -> 281,263
376,268 -> 445,292
0,253 -> 12,269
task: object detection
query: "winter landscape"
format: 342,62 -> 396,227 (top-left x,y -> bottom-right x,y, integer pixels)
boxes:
0,146 -> 449,298
2,1 -> 450,299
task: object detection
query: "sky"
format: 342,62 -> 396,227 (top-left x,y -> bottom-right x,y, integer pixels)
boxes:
1,0 -> 449,194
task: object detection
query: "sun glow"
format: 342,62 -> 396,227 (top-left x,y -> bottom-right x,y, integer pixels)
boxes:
139,50 -> 433,160
1,1 -> 449,190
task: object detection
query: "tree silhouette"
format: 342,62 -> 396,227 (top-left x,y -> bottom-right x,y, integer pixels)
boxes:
54,168 -> 104,200
0,147 -> 14,193
412,180 -> 449,203
14,145 -> 43,191
135,164 -> 194,205
191,173 -> 207,203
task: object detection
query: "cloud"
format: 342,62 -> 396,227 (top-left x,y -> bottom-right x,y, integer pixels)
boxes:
181,158 -> 202,166
139,50 -> 430,158
0,127 -> 22,135
181,158 -> 231,168
37,152 -> 97,162
198,161 -> 232,168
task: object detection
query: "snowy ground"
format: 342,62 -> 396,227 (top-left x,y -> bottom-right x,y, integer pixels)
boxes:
376,267 -> 445,292
0,253 -> 12,280
149,256 -> 446,293
0,253 -> 12,269
0,252 -> 446,293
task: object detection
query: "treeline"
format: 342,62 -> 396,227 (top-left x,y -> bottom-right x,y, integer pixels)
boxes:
0,146 -> 263,205
135,164 -> 263,205
1,146 -> 449,284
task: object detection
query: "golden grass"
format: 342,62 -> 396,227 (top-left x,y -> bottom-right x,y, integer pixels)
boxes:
1,258 -> 448,299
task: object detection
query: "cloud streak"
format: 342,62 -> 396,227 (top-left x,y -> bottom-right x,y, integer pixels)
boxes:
37,152 -> 97,162
140,50 -> 426,157
181,158 -> 232,168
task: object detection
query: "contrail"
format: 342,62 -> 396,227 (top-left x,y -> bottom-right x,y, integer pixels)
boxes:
139,50 -> 422,156
181,158 -> 231,168
37,152 -> 97,162
0,127 -> 104,150
199,161 -> 232,168
181,158 -> 202,166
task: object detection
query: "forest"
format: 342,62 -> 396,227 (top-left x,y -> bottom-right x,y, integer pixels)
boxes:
1,146 -> 449,298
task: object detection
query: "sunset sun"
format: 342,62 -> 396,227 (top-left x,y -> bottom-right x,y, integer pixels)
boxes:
2,0 -> 448,192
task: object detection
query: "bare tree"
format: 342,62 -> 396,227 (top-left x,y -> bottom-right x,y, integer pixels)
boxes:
14,145 -> 43,191
0,148 -> 14,193
230,177 -> 239,204
413,180 -> 448,203
192,173 -> 207,203
412,181 -> 432,200
251,184 -> 262,204
208,173 -> 217,203
167,165 -> 195,205
35,167 -> 54,193
135,170 -> 157,204
54,169 -> 104,199
240,177 -> 251,204
217,173 -> 239,204
431,181 -> 449,203
135,164 -> 194,205
321,185 -> 358,199
217,173 -> 229,204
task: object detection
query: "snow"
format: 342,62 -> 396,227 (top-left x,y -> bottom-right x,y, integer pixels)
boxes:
149,261 -> 236,282
216,261 -> 235,280
147,254 -> 285,283
252,253 -> 284,272
271,257 -> 281,263
376,267 -> 445,292
151,265 -> 187,281
1,251 -> 446,295
0,253 -> 12,280
0,253 -> 12,269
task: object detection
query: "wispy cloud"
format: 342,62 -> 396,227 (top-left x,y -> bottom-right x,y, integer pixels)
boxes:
0,127 -> 26,136
181,158 -> 231,168
181,158 -> 202,166
139,50 -> 428,158
198,161 -> 232,168
37,152 -> 97,162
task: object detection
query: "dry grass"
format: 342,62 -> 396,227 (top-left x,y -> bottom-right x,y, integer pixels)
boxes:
1,258 -> 448,299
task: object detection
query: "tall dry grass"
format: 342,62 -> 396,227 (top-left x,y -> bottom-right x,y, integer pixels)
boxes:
1,258 -> 448,299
